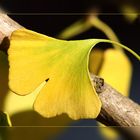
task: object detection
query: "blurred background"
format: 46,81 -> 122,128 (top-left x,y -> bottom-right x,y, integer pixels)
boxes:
0,0 -> 140,140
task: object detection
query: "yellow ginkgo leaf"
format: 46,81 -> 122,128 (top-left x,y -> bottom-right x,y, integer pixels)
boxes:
8,28 -> 139,120
8,29 -> 101,119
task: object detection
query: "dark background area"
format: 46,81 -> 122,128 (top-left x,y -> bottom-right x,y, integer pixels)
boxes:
0,0 -> 140,140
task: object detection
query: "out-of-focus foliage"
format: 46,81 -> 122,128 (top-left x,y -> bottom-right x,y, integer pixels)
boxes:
0,51 -> 8,110
0,112 -> 11,126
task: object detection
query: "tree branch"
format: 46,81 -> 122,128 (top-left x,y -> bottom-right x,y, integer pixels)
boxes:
91,74 -> 140,139
0,13 -> 140,139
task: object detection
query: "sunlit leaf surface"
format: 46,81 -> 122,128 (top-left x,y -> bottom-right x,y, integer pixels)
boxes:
8,28 -> 139,120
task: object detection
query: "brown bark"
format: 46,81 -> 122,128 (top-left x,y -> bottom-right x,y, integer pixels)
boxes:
0,13 -> 140,139
91,74 -> 140,139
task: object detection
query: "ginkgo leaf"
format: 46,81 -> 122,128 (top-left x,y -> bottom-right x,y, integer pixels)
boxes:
8,28 -> 139,120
